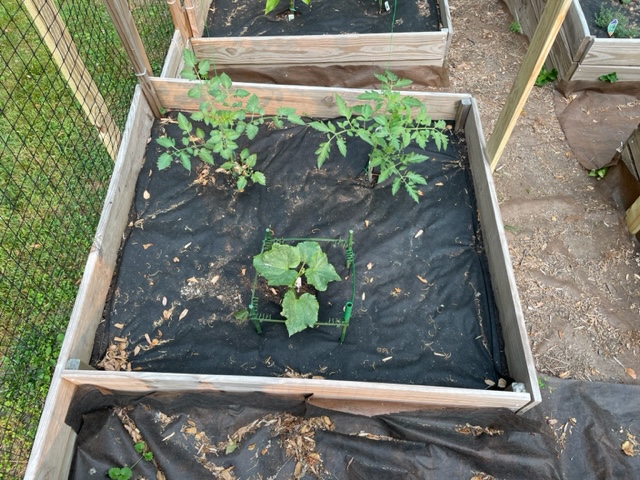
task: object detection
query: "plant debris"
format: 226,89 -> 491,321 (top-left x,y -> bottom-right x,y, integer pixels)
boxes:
622,431 -> 638,457
179,412 -> 334,479
97,338 -> 130,371
455,424 -> 504,437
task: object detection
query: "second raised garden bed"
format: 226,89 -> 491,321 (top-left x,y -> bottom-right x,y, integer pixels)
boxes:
505,0 -> 640,83
172,0 -> 452,86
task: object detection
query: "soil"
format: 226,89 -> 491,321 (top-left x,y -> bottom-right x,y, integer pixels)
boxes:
580,0 -> 640,38
445,0 -> 640,384
205,0 -> 440,37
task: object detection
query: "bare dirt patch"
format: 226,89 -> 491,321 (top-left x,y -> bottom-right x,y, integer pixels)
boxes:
444,0 -> 640,384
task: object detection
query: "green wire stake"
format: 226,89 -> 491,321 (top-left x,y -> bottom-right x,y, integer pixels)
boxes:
340,302 -> 353,343
248,304 -> 262,334
346,230 -> 354,268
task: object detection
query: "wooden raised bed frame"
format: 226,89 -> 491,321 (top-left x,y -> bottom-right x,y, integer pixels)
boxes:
504,0 -> 640,82
25,77 -> 539,480
173,0 -> 452,76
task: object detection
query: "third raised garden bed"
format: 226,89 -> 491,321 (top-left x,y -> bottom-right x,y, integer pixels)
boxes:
173,0 -> 452,86
505,0 -> 640,83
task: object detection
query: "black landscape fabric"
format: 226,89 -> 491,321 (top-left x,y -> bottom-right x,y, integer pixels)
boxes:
205,0 -> 440,37
66,376 -> 640,479
92,116 -> 507,389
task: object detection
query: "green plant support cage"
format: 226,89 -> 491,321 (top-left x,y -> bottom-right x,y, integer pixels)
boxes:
248,229 -> 356,342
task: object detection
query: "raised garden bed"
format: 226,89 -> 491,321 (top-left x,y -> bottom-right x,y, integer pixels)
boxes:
175,0 -> 452,86
504,0 -> 640,83
24,79 -> 539,478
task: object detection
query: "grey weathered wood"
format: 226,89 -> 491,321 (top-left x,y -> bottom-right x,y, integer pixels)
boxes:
161,29 -> 187,79
582,39 -> 640,66
24,88 -> 154,480
61,370 -> 532,410
151,78 -> 468,120
191,31 -> 448,68
465,102 -> 541,413
454,97 -> 472,133
572,64 -> 640,81
66,359 -> 96,370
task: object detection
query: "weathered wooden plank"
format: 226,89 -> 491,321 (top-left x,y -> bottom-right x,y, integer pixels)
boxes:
183,0 -> 212,37
191,31 -> 448,67
582,39 -> 640,66
439,0 -> 453,58
24,0 -> 121,159
166,0 -> 191,40
465,102 -> 541,413
626,195 -> 640,234
60,370 -> 532,410
161,29 -> 187,78
623,130 -> 640,180
151,77 -> 468,119
23,378 -> 77,480
488,0 -> 573,170
572,64 -> 640,81
547,1 -> 590,79
24,88 -> 154,479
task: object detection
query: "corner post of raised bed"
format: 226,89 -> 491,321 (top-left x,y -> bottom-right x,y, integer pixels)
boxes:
103,0 -> 163,117
486,0 -> 573,172
166,0 -> 193,41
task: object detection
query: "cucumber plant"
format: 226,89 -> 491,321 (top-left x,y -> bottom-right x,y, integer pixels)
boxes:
253,241 -> 342,336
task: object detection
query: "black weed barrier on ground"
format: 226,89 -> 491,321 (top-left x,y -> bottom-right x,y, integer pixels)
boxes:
66,377 -> 640,479
67,387 -> 557,480
92,117 -> 508,390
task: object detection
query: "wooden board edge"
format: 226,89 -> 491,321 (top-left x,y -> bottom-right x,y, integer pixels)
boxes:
626,195 -> 640,234
24,376 -> 77,479
60,370 -> 532,411
191,31 -> 448,67
161,29 -> 187,78
151,77 -> 468,119
25,87 -> 155,479
572,64 -> 640,81
464,100 -> 541,412
68,87 -> 153,362
439,0 -> 453,56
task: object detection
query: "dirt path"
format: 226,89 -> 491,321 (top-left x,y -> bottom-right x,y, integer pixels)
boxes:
444,0 -> 640,384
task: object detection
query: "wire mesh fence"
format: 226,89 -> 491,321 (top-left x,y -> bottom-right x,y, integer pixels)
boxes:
0,1 -> 173,477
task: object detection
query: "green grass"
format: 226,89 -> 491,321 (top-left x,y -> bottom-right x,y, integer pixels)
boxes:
0,0 -> 173,477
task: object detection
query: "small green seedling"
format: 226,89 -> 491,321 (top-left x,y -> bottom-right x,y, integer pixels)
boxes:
264,0 -> 310,15
156,49 -> 304,191
253,241 -> 342,336
108,441 -> 154,480
599,72 -> 618,83
588,167 -> 609,179
310,70 -> 449,203
535,66 -> 558,87
509,21 -> 522,34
